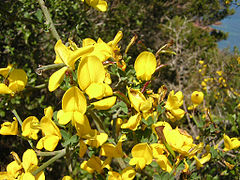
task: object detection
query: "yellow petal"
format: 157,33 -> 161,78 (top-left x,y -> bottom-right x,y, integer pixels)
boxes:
156,155 -> 173,173
79,140 -> 87,158
85,82 -> 105,99
22,116 -> 40,140
0,117 -> 18,135
134,51 -> 156,81
22,149 -> 38,172
150,143 -> 166,158
95,0 -> 108,12
8,69 -> 27,93
191,91 -> 204,105
62,86 -> 86,113
82,38 -> 96,47
121,167 -> 136,180
75,115 -> 93,137
77,55 -> 105,91
86,155 -> 103,174
127,87 -> 146,112
121,113 -> 141,131
100,141 -> 123,158
80,161 -> 94,173
22,172 -> 35,180
62,176 -> 73,180
108,171 -> 121,180
57,110 -> 72,125
43,135 -> 60,151
48,66 -> 68,92
6,160 -> 22,177
40,116 -> 61,138
0,64 -> 13,77
0,83 -> 12,94
55,39 -> 93,68
44,106 -> 53,119
86,132 -> 108,148
36,137 -> 44,150
91,96 -> 117,110
131,143 -> 152,165
108,31 -> 123,47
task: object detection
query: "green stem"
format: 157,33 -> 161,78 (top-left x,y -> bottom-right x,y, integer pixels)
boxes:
36,149 -> 65,156
32,148 -> 66,176
35,63 -> 65,75
38,0 -> 60,40
12,109 -> 23,126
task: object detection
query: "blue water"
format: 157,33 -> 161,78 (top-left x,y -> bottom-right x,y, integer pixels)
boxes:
212,6 -> 240,50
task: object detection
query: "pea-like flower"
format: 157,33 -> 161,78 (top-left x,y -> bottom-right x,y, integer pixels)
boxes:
0,117 -> 18,135
164,90 -> 185,122
223,134 -> 240,151
82,0 -> 108,12
191,91 -> 204,105
0,64 -> 27,95
36,106 -> 62,151
108,167 -> 136,180
22,116 -> 40,140
57,86 -> 87,125
80,155 -> 111,174
129,143 -> 153,169
134,51 -> 157,81
0,149 -> 45,179
48,40 -> 93,92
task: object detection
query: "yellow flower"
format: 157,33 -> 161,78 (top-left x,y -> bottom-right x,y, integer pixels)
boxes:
77,55 -> 113,99
0,117 -> 18,135
0,65 -> 27,95
237,57 -> 240,64
163,127 -> 201,157
134,51 -> 157,81
48,40 -> 93,92
0,149 -> 45,179
83,0 -> 108,12
129,143 -> 153,169
216,70 -> 223,76
194,153 -> 211,169
121,113 -> 141,131
80,155 -> 111,174
62,176 -> 73,180
164,90 -> 185,121
22,116 -> 40,140
100,136 -> 124,158
223,134 -> 240,151
57,86 -> 87,125
91,96 -> 117,110
150,143 -> 168,158
191,91 -> 204,105
86,132 -> 108,148
36,107 -> 62,151
127,87 -> 146,112
108,167 -> 136,180
155,154 -> 173,173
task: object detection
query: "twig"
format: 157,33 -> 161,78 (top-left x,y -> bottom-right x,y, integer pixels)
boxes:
32,148 -> 66,176
38,0 -> 60,40
182,100 -> 198,138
